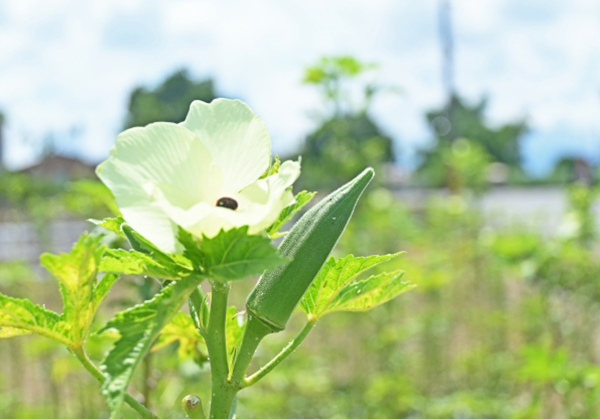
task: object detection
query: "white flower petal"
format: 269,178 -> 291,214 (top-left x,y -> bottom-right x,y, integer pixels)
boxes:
96,122 -> 223,252
181,99 -> 271,195
150,160 -> 301,241
122,203 -> 182,254
237,160 -> 301,233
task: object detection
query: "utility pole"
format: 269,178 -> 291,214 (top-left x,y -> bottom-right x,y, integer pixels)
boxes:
438,0 -> 461,192
438,0 -> 457,142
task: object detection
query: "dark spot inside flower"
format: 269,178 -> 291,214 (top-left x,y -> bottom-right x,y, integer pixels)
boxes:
216,197 -> 238,210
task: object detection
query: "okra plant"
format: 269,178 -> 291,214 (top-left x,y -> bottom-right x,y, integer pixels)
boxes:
0,99 -> 413,418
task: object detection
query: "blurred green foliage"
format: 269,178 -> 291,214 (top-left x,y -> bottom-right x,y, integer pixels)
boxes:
418,95 -> 528,187
296,56 -> 395,191
3,61 -> 600,418
124,69 -> 218,129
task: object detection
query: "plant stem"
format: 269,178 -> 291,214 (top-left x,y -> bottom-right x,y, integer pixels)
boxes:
71,346 -> 157,419
206,280 -> 235,419
230,315 -> 272,384
142,352 -> 154,409
244,318 -> 316,388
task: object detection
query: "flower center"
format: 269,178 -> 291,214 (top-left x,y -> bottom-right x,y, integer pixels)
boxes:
216,197 -> 238,210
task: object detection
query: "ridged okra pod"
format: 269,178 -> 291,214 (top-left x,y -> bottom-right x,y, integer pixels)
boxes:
246,167 -> 375,332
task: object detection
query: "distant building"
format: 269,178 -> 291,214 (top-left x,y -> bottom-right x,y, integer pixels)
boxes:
0,154 -> 98,262
18,154 -> 97,182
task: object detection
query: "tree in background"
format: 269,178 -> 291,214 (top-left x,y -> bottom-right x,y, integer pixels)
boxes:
295,56 -> 397,191
416,95 -> 528,188
124,69 -> 219,129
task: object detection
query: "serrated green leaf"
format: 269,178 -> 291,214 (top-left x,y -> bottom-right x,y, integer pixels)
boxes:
40,234 -> 106,343
99,248 -> 192,279
300,253 -> 402,318
201,227 -> 287,281
226,306 -> 246,371
178,227 -> 204,269
99,275 -> 202,417
152,312 -> 207,363
121,224 -> 196,276
0,326 -> 31,338
2,235 -> 120,346
89,217 -> 126,237
267,190 -> 316,237
325,271 -> 413,315
0,294 -> 70,345
93,273 -> 121,311
122,224 -> 180,268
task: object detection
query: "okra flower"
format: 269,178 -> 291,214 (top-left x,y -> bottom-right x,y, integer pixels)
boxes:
97,99 -> 300,253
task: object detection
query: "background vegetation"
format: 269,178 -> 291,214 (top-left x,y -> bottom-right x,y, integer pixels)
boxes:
1,58 -> 600,418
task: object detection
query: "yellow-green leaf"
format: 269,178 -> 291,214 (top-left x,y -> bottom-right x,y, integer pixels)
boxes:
152,312 -> 207,363
89,217 -> 126,237
99,248 -> 192,279
0,294 -> 70,345
300,253 -> 402,318
40,234 -> 106,343
324,271 -> 414,315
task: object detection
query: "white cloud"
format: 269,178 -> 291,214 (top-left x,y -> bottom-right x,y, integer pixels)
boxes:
0,0 -> 599,173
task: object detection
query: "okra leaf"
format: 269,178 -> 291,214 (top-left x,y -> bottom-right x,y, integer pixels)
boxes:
267,190 -> 316,237
99,248 -> 192,279
226,306 -> 247,370
323,271 -> 414,316
92,273 -> 121,312
90,217 -> 126,237
300,253 -> 403,318
2,234 -> 121,347
152,312 -> 207,363
0,326 -> 31,338
121,224 -> 182,268
41,234 -> 107,343
99,275 -> 202,417
201,227 -> 287,281
177,227 -> 204,270
0,293 -> 70,345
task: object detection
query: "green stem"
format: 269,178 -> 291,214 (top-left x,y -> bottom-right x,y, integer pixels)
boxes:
71,346 -> 157,419
206,281 -> 235,419
244,318 -> 316,388
230,315 -> 272,384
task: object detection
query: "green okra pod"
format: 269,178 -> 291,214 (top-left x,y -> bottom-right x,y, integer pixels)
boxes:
246,167 -> 375,332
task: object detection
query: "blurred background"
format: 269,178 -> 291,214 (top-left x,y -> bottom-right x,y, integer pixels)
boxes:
2,1 -> 600,418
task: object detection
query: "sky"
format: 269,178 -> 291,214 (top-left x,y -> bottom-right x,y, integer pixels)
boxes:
0,0 -> 599,175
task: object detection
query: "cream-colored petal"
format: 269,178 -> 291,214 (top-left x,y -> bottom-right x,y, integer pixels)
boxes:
98,122 -> 223,205
150,160 -> 300,240
96,122 -> 223,252
181,99 -> 271,195
121,203 -> 182,254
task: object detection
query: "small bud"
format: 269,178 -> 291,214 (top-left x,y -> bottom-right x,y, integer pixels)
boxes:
182,395 -> 205,419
